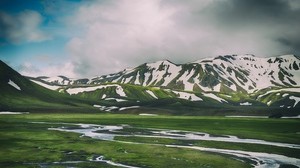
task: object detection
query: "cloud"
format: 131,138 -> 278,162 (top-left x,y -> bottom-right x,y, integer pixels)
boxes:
206,0 -> 300,54
66,0 -> 209,76
0,10 -> 50,44
18,61 -> 76,78
64,0 -> 300,77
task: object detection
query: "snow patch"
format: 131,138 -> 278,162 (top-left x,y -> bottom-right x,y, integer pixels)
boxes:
8,79 -> 21,90
105,98 -> 127,102
162,64 -> 181,86
146,90 -> 158,99
143,73 -> 151,86
226,116 -> 268,118
119,106 -> 140,111
66,84 -> 126,97
282,93 -> 289,97
31,80 -> 60,90
228,83 -> 237,92
134,72 -> 140,85
203,93 -> 227,103
176,70 -> 195,91
139,113 -> 158,116
212,83 -> 221,92
240,102 -> 252,106
258,88 -> 300,99
43,76 -> 73,85
222,94 -> 232,98
93,105 -> 119,112
116,86 -> 126,97
289,96 -> 300,107
282,115 -> 300,119
124,76 -> 133,83
0,112 -> 29,114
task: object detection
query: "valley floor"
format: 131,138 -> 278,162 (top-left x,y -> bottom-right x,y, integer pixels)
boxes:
0,113 -> 299,168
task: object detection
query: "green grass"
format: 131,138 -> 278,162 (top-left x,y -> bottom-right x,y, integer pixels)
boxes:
114,136 -> 300,159
0,114 -> 257,168
0,113 -> 299,167
6,113 -> 299,143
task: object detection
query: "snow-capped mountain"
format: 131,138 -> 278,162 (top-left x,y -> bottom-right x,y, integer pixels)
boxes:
92,54 -> 300,93
28,54 -> 300,109
35,54 -> 300,93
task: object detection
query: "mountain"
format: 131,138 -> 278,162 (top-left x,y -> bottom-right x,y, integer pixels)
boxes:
28,54 -> 300,115
33,54 -> 300,92
0,60 -> 99,112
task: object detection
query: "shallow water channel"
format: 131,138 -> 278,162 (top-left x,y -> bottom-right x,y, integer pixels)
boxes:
43,122 -> 300,168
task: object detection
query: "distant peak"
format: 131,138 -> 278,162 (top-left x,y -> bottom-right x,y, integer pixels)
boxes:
193,54 -> 258,63
147,59 -> 176,66
157,59 -> 173,64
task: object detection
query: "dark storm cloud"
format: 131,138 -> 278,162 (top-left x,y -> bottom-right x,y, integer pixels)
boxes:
208,0 -> 300,55
64,0 -> 300,77
1,0 -> 300,77
277,37 -> 300,54
182,0 -> 300,56
218,0 -> 299,25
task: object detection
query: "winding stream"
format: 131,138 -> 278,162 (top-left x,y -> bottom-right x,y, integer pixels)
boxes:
91,155 -> 139,168
45,122 -> 300,168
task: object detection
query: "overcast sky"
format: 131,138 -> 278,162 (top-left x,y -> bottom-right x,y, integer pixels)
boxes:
1,0 -> 300,77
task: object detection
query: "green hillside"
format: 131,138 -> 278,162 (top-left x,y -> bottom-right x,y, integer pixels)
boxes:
0,61 -> 98,112
1,60 -> 300,116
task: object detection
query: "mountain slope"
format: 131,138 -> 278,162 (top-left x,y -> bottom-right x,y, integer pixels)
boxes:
0,60 -> 98,112
92,54 -> 300,93
28,55 -> 300,115
35,54 -> 300,93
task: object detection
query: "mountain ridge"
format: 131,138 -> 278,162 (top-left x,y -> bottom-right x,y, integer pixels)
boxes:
0,60 -> 99,112
32,54 -> 300,93
1,55 -> 300,115
27,54 -> 300,112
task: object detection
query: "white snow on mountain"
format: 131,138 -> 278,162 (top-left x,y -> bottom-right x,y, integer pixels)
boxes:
202,93 -> 227,103
8,79 -> 21,91
134,72 -> 141,85
42,76 -> 74,85
176,70 -> 196,91
143,72 -> 151,86
257,88 -> 300,99
28,54 -> 300,107
289,96 -> 300,107
31,80 -> 60,90
66,84 -> 126,97
161,62 -> 181,87
33,55 -> 300,95
105,98 -> 127,102
115,86 -> 126,97
119,106 -> 140,111
102,94 -> 107,99
240,102 -> 252,106
147,60 -> 181,86
146,90 -> 158,99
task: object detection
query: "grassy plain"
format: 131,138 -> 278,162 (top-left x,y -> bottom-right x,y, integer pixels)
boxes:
0,113 -> 299,167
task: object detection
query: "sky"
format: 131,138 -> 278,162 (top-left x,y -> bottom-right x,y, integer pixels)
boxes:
0,0 -> 300,78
